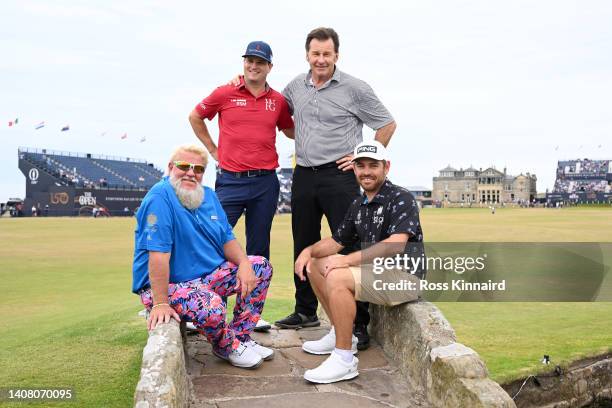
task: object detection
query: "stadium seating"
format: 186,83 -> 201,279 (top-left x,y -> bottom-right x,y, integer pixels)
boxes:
19,147 -> 295,213
553,159 -> 611,194
22,149 -> 163,189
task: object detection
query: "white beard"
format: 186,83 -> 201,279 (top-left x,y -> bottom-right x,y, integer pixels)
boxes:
170,175 -> 204,210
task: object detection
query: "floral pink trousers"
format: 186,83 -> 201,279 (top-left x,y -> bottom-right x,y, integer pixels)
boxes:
140,255 -> 272,357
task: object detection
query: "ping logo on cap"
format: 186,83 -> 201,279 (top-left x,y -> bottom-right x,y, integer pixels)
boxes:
357,145 -> 377,154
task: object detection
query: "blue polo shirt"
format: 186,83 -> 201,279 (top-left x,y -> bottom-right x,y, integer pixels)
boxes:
132,177 -> 235,293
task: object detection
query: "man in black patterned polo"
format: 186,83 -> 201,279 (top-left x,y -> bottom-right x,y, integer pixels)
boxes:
294,140 -> 424,384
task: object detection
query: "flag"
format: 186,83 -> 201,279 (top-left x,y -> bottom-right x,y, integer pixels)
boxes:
35,121 -> 45,130
121,133 -> 127,139
15,118 -> 18,124
61,125 -> 70,131
8,121 -> 13,127
8,118 -> 18,127
139,136 -> 146,143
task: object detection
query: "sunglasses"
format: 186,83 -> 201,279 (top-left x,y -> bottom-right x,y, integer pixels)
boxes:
173,161 -> 205,174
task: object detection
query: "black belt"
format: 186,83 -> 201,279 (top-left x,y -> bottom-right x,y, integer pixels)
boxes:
297,161 -> 338,171
219,168 -> 276,178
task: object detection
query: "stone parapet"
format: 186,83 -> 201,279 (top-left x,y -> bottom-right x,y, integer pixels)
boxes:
370,301 -> 516,408
134,320 -> 189,408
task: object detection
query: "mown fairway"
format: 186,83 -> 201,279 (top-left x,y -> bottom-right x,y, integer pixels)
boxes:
1,207 -> 611,406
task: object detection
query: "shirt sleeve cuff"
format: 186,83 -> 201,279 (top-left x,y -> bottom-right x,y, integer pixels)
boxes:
137,243 -> 172,252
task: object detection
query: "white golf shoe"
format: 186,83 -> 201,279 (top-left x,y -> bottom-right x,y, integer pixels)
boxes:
213,342 -> 263,369
254,318 -> 272,332
304,351 -> 359,383
302,327 -> 358,355
245,339 -> 274,360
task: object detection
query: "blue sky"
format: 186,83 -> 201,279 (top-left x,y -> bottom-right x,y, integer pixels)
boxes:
1,0 -> 611,202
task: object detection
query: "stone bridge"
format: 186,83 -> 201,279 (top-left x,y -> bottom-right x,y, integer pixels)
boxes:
134,301 -> 515,408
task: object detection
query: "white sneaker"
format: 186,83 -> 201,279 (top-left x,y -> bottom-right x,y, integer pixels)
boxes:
304,351 -> 359,383
254,318 -> 271,332
213,342 -> 263,369
185,322 -> 198,331
302,327 -> 358,355
245,339 -> 274,360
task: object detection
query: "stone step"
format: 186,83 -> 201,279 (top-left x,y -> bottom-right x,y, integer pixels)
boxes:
185,327 -> 426,408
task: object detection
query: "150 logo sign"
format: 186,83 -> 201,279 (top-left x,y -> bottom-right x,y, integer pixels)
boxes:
50,192 -> 70,205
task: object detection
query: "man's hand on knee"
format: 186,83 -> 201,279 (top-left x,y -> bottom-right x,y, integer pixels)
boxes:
236,261 -> 257,298
323,255 -> 349,278
148,304 -> 181,331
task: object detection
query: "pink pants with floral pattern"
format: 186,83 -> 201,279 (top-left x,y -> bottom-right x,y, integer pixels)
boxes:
140,255 -> 272,357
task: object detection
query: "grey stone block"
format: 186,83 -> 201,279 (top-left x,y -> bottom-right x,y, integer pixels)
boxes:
134,320 -> 189,408
370,301 -> 516,408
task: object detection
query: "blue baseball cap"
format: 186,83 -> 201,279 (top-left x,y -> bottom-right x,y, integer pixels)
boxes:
242,41 -> 273,63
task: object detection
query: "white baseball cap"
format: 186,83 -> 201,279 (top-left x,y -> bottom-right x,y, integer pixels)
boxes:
352,140 -> 388,162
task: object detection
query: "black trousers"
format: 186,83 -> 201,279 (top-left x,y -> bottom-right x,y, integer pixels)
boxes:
291,165 -> 370,326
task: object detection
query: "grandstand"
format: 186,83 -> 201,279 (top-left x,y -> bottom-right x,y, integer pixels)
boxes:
548,159 -> 612,204
18,147 -> 296,216
18,147 -> 164,216
20,147 -> 162,189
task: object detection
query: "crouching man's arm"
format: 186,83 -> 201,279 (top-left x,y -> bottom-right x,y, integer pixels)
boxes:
148,251 -> 180,330
295,237 -> 344,281
223,239 -> 256,298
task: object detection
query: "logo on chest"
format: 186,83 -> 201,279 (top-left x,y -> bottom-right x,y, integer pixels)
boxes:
265,98 -> 276,111
231,98 -> 247,107
373,206 -> 384,226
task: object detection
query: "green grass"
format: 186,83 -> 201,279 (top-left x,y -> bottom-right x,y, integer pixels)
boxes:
0,218 -> 146,408
1,208 -> 611,405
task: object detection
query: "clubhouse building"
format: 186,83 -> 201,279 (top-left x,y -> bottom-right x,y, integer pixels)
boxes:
432,165 -> 537,205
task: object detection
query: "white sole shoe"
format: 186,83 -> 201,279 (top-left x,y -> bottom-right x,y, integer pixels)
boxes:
303,352 -> 359,384
245,340 -> 274,361
302,330 -> 358,355
254,318 -> 272,332
212,342 -> 263,369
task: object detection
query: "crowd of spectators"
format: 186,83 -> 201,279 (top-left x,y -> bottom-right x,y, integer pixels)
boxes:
277,170 -> 292,213
559,159 -> 610,176
554,159 -> 611,194
554,178 -> 610,193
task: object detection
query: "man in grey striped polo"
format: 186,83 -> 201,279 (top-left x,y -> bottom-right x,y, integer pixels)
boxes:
275,27 -> 397,349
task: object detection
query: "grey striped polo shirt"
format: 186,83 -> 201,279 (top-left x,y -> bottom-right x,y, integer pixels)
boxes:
282,68 -> 394,167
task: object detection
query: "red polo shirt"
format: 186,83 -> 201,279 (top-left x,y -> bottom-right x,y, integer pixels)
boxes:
194,78 -> 294,172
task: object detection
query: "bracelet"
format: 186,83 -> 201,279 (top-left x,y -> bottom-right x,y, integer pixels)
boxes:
152,303 -> 169,309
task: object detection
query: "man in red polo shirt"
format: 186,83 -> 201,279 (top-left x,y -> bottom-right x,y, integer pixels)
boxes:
189,40 -> 294,262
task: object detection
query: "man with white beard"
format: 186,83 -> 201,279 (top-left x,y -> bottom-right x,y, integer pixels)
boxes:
132,145 -> 274,369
